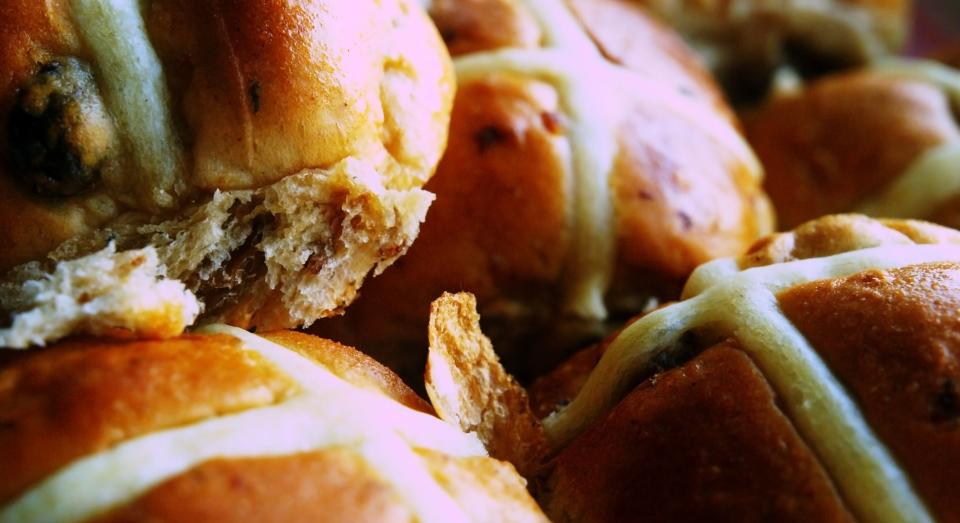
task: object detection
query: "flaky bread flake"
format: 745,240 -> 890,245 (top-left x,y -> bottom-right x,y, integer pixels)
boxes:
426,292 -> 547,477
0,244 -> 199,348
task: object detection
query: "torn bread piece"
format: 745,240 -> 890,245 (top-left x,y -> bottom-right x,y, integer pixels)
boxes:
426,292 -> 547,477
0,245 -> 199,348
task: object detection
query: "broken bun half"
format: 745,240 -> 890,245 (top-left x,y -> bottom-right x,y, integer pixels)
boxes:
0,0 -> 454,347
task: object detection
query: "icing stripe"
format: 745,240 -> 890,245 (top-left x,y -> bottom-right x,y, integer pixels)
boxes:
457,0 -> 615,319
857,143 -> 960,218
871,58 -> 960,107
70,0 -> 183,209
544,244 -> 960,523
1,326 -> 483,523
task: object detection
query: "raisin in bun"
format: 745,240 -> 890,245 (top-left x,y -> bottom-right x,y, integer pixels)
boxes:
504,215 -> 960,523
0,327 -> 547,523
0,0 -> 453,347
314,0 -> 772,380
631,0 -> 909,102
746,59 -> 960,230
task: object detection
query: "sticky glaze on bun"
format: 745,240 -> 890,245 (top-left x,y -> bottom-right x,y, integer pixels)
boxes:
0,0 -> 454,347
746,59 -> 960,230
0,327 -> 547,523
314,0 -> 773,380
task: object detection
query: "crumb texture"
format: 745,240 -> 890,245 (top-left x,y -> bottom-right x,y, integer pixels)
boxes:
0,245 -> 198,348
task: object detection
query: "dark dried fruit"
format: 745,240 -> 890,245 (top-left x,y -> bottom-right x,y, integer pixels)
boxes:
7,58 -> 117,196
473,125 -> 512,153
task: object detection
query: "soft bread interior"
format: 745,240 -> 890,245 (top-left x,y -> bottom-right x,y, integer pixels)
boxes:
0,245 -> 199,348
0,160 -> 432,347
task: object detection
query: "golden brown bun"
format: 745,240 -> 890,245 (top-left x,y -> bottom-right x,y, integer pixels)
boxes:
314,0 -> 772,380
0,329 -> 547,522
779,262 -> 960,520
540,342 -> 854,522
0,0 -> 454,345
630,0 -> 908,100
746,69 -> 960,229
528,215 -> 960,523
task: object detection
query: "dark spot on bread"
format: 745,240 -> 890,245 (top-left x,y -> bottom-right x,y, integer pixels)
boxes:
474,125 -> 512,153
440,28 -> 458,46
933,378 -> 960,425
249,81 -> 261,114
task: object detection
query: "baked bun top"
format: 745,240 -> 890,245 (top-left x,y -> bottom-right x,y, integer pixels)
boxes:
747,59 -> 960,229
0,0 -> 455,346
0,327 -> 547,523
314,0 -> 772,378
537,340 -> 856,522
540,214 -> 960,523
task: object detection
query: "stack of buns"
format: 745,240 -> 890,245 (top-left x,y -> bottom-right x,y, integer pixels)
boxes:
4,0 -> 960,521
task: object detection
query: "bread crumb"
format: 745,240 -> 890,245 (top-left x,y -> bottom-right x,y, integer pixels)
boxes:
0,244 -> 200,348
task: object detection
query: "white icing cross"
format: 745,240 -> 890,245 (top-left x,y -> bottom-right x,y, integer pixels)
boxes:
70,0 -> 184,209
450,0 -> 761,320
1,325 -> 486,523
544,244 -> 960,523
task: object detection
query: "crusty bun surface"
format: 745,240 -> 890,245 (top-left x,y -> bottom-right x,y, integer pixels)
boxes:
532,215 -> 960,523
0,0 -> 454,346
540,341 -> 854,523
314,0 -> 772,380
746,59 -> 960,229
0,327 -> 547,523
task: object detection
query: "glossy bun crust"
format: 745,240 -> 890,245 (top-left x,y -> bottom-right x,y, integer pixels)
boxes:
315,0 -> 772,378
0,330 -> 547,522
746,66 -> 960,229
538,342 -> 854,523
0,0 -> 455,344
532,215 -> 960,522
